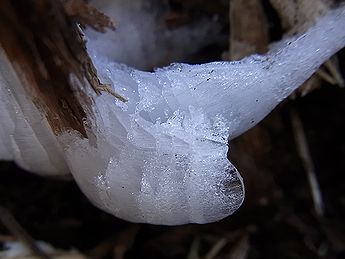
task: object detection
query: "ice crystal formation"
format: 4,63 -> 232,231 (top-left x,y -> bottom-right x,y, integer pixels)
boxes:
0,2 -> 345,225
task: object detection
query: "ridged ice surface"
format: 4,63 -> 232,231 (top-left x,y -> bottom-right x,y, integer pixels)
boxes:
0,49 -> 69,175
58,6 -> 345,224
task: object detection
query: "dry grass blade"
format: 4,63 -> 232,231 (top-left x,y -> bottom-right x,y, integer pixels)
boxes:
187,237 -> 201,259
0,206 -> 50,259
316,68 -> 338,85
290,108 -> 324,216
324,59 -> 345,87
204,237 -> 228,259
228,233 -> 250,259
97,85 -> 128,103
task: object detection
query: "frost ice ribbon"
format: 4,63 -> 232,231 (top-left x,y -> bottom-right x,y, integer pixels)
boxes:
1,5 -> 345,225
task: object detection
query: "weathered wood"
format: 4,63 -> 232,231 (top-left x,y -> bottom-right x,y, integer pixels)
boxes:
0,0 -> 109,137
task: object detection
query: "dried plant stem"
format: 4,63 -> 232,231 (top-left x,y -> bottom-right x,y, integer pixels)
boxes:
228,233 -> 250,259
290,108 -> 324,216
325,60 -> 344,87
97,85 -> 128,102
0,206 -> 50,259
205,237 -> 228,259
316,68 -> 338,85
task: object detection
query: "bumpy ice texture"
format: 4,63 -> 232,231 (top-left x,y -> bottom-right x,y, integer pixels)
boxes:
58,6 -> 345,224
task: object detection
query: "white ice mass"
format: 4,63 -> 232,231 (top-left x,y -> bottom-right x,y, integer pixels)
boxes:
0,1 -> 345,225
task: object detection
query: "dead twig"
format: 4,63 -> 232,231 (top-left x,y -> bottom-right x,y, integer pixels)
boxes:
316,59 -> 344,87
0,206 -> 50,259
290,108 -> 324,216
324,59 -> 344,88
228,233 -> 250,259
316,68 -> 338,85
187,237 -> 201,259
205,237 -> 228,259
97,85 -> 128,103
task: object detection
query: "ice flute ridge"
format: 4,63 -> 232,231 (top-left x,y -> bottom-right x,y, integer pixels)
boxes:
59,6 -> 345,225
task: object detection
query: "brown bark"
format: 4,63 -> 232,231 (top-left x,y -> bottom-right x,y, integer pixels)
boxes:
229,0 -> 269,60
0,0 -> 111,137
